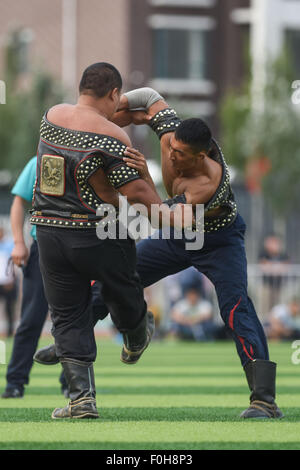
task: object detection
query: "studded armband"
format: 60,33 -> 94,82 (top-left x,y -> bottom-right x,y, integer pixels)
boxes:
106,164 -> 140,189
149,108 -> 182,139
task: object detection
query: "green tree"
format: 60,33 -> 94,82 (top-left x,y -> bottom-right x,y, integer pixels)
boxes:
220,51 -> 300,215
0,29 -> 64,176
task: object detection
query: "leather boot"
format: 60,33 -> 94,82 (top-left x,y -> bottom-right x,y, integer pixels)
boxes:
240,359 -> 284,419
34,344 -> 59,365
121,311 -> 155,365
51,358 -> 99,419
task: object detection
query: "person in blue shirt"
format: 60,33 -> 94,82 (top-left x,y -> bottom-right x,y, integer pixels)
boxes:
1,157 -> 50,398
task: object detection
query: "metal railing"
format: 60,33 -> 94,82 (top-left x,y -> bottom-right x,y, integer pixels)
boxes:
145,264 -> 300,327
247,264 -> 300,321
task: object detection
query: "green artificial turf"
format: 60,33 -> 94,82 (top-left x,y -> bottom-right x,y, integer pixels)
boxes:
0,337 -> 300,450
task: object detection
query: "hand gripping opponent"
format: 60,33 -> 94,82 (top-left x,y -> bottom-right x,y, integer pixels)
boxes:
124,87 -> 182,139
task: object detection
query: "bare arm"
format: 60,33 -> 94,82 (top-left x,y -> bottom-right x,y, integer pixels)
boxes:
112,91 -> 192,227
147,100 -> 179,199
10,196 -> 29,267
123,147 -> 159,195
112,94 -> 153,127
118,178 -> 162,210
118,179 -> 192,230
118,91 -> 174,175
111,109 -> 152,128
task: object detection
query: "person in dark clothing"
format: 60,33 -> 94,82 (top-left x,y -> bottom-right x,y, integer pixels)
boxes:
31,64 -> 190,419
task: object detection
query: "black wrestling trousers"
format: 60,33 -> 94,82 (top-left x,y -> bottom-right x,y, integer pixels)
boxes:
36,226 -> 147,362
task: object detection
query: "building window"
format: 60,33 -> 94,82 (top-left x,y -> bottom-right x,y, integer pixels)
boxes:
149,15 -> 215,95
153,29 -> 210,80
286,29 -> 300,75
149,0 -> 216,7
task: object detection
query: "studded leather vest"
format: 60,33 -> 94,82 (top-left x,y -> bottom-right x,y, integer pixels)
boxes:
202,138 -> 237,233
31,114 -> 140,229
149,108 -> 238,233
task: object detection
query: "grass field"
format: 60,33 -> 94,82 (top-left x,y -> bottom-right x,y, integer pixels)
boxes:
0,337 -> 300,450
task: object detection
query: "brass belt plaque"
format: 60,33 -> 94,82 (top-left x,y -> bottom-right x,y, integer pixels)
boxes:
40,154 -> 65,196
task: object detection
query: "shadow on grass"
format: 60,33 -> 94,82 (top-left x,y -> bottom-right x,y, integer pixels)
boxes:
31,370 -> 300,378
0,440 -> 300,450
0,406 -> 297,423
6,385 -> 300,395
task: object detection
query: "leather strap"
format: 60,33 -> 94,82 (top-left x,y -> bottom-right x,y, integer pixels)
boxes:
249,400 -> 277,418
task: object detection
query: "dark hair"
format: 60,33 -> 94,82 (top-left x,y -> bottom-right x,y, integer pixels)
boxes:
175,118 -> 212,153
79,62 -> 122,98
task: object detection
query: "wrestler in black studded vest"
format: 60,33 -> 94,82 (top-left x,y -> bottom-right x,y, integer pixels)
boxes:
31,113 -> 141,229
149,108 -> 238,233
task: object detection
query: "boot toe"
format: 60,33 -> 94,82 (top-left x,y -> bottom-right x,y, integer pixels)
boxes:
51,398 -> 99,419
240,401 -> 284,419
34,345 -> 59,365
121,311 -> 155,365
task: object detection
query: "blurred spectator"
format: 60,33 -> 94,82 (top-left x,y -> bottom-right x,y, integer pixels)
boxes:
0,227 -> 17,337
170,288 -> 221,342
264,298 -> 300,340
144,285 -> 163,333
178,267 -> 204,296
163,267 -> 206,311
258,235 -> 290,316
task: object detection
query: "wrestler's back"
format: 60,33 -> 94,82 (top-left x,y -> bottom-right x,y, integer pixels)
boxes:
46,104 -> 130,206
47,104 -> 131,145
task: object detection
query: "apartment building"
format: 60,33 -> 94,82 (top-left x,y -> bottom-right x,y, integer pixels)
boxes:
129,0 -> 250,134
1,0 -> 298,124
0,0 -> 131,101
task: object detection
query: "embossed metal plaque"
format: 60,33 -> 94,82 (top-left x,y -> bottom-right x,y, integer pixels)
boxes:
40,154 -> 65,196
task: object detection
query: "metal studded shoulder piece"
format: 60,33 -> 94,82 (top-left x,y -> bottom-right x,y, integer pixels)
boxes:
40,115 -> 128,157
31,115 -> 141,230
105,163 -> 140,189
202,139 -> 238,233
40,113 -> 141,186
148,108 -> 182,139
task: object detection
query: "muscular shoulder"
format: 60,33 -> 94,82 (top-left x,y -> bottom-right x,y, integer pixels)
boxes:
46,104 -> 131,147
47,103 -> 72,118
99,121 -> 131,147
183,162 -> 222,205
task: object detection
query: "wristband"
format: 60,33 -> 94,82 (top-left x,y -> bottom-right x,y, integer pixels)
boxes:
124,87 -> 164,110
149,108 -> 182,139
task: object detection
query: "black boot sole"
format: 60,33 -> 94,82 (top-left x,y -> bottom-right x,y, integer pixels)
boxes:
33,347 -> 59,365
51,410 -> 99,419
120,335 -> 151,365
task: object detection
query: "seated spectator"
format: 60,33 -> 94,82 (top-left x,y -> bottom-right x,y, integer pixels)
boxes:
258,235 -> 290,317
264,298 -> 300,340
170,288 -> 221,342
178,267 -> 204,296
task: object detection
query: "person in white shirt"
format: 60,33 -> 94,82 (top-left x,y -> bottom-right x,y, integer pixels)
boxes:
265,298 -> 300,340
170,288 -> 218,341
